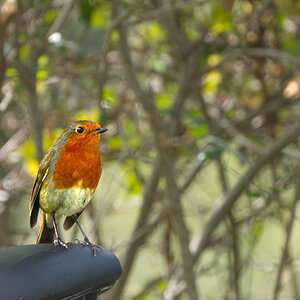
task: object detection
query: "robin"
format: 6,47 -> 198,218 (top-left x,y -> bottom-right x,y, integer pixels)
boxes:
29,120 -> 107,255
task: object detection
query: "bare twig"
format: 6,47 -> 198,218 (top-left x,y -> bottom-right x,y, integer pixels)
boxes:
47,0 -> 76,37
132,276 -> 164,300
14,1 -> 44,161
216,158 -> 241,300
287,252 -> 300,300
129,0 -> 208,26
113,0 -> 199,299
272,168 -> 300,300
0,1 -> 17,96
241,47 -> 300,67
18,51 -> 44,161
164,120 -> 300,299
194,120 -> 300,259
180,158 -> 206,194
111,157 -> 161,299
150,0 -> 189,58
0,127 -> 29,161
21,0 -> 72,23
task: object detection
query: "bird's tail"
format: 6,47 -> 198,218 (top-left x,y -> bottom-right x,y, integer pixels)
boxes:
36,212 -> 55,244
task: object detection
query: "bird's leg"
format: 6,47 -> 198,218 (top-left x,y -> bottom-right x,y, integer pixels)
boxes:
52,214 -> 68,249
73,215 -> 101,256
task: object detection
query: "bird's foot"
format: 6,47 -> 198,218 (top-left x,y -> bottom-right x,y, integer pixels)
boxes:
75,237 -> 101,256
54,238 -> 68,249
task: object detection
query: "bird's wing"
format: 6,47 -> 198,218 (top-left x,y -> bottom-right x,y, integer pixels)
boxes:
63,211 -> 83,230
29,147 -> 55,228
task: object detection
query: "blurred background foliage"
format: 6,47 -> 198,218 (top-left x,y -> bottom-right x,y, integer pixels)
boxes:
1,0 -> 300,299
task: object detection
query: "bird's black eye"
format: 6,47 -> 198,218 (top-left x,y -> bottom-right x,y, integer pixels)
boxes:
76,126 -> 84,134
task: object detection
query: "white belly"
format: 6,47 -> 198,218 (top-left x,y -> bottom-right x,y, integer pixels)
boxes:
39,186 -> 95,217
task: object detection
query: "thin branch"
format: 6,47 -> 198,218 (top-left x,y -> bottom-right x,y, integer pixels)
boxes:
132,276 -> 164,300
179,158 -> 206,194
47,0 -> 76,37
150,0 -> 189,58
272,168 -> 300,300
194,122 -> 300,259
164,120 -> 300,299
216,158 -> 241,300
194,120 -> 300,260
241,47 -> 300,67
111,157 -> 161,299
0,127 -> 29,161
21,0 -> 72,23
0,1 -> 17,96
15,0 -> 44,161
114,0 -> 199,298
129,0 -> 208,26
287,251 -> 300,300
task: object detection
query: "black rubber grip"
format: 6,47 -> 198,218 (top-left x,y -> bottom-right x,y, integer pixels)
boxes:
0,243 -> 122,300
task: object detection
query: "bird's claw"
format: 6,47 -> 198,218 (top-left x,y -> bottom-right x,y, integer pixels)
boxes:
54,238 -> 68,249
75,237 -> 101,256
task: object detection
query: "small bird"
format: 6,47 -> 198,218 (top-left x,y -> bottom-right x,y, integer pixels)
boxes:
29,120 -> 107,255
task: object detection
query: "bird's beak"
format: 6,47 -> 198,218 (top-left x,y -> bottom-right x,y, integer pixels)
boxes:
93,128 -> 108,134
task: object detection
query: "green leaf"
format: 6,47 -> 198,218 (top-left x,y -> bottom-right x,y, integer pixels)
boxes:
184,109 -> 209,138
38,55 -> 49,68
155,93 -> 172,110
157,280 -> 167,292
107,136 -> 122,150
103,85 -> 117,105
129,136 -> 140,149
123,160 -> 142,195
36,69 -> 48,81
244,219 -> 264,246
203,70 -> 222,94
45,9 -> 58,24
137,21 -> 165,44
135,291 -> 150,300
90,5 -> 110,29
5,68 -> 17,78
204,144 -> 224,160
283,197 -> 294,209
207,54 -> 221,67
190,123 -> 209,138
252,221 -> 264,243
277,12 -> 287,27
124,118 -> 135,136
20,44 -> 29,61
211,4 -> 232,33
80,1 -> 93,23
19,129 -> 61,177
245,189 -> 263,198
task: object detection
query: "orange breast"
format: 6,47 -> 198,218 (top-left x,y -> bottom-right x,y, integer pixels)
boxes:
53,134 -> 101,190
